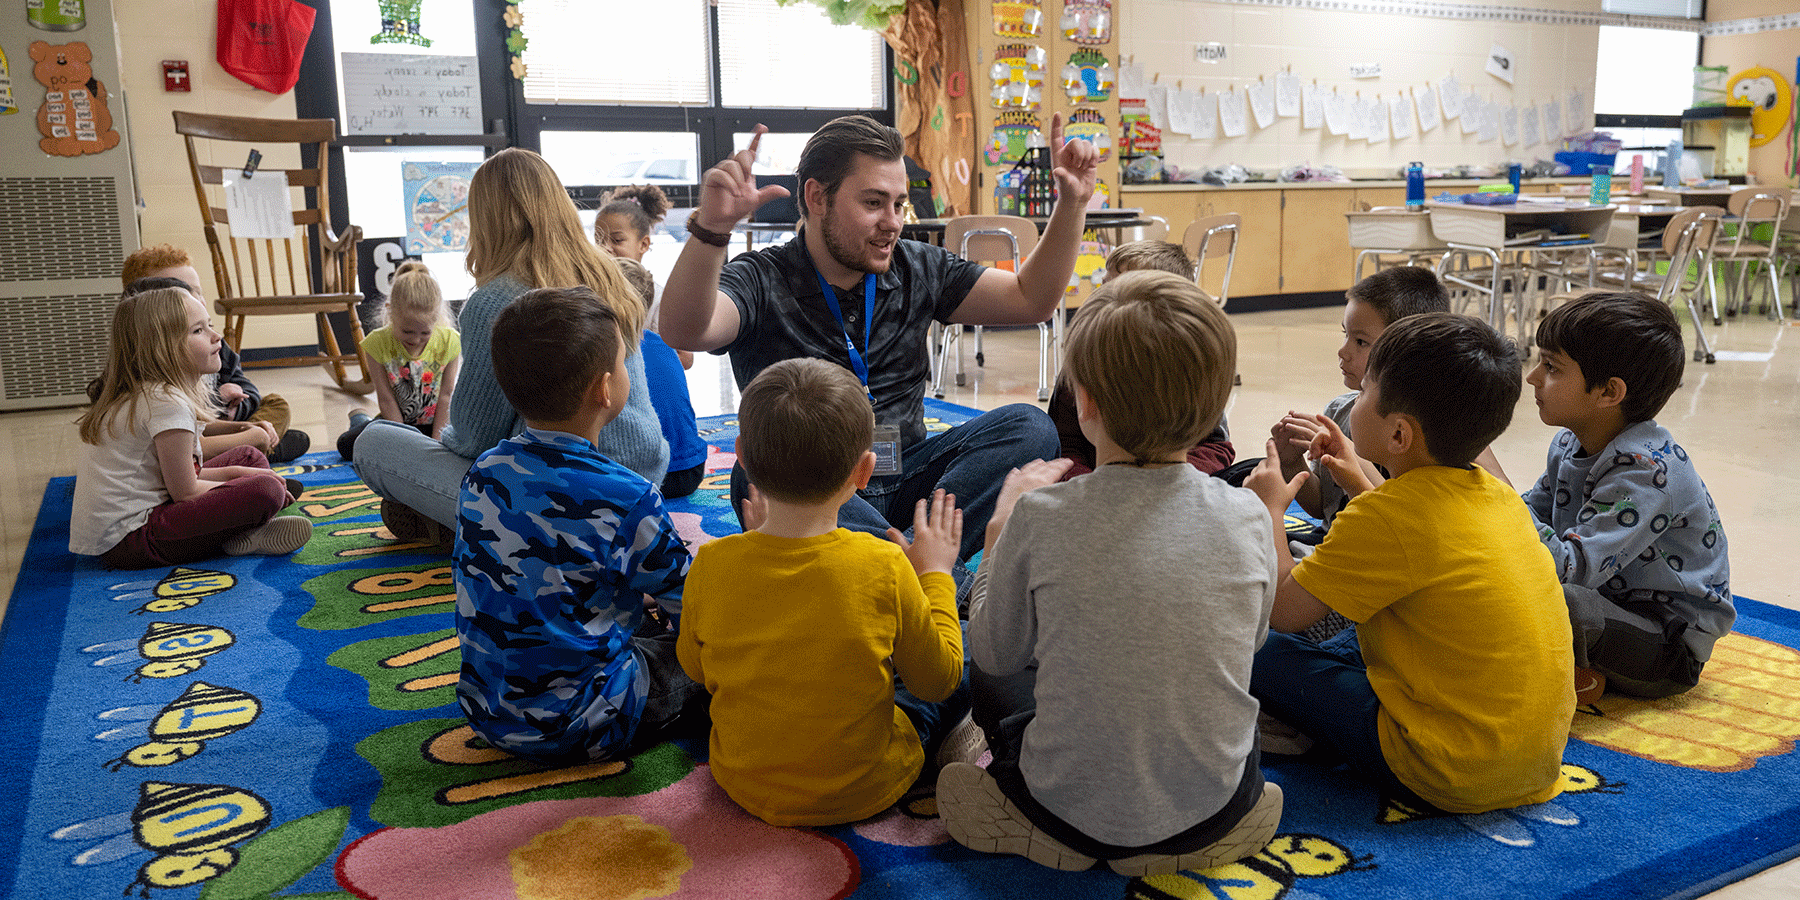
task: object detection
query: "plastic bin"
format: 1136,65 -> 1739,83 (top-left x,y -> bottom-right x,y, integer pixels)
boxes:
1554,151 -> 1618,176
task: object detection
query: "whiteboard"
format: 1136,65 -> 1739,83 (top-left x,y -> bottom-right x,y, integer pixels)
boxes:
341,53 -> 482,136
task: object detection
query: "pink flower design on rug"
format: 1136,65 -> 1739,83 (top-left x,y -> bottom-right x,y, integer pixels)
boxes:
336,765 -> 858,899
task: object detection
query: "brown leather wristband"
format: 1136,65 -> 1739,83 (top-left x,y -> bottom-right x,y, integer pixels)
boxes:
685,212 -> 734,248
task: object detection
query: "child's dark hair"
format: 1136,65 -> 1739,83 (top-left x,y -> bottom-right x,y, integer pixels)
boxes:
1105,240 -> 1192,278
1346,266 -> 1450,324
737,358 -> 873,505
594,185 -> 670,244
1364,312 -> 1520,467
491,286 -> 620,423
1535,291 -> 1683,424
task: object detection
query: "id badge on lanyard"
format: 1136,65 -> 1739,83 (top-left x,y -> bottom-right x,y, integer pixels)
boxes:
815,268 -> 901,475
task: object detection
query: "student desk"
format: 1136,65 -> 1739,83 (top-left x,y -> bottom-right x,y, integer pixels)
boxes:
1596,203 -> 1685,274
1426,199 -> 1615,343
1644,186 -> 1735,208
1344,207 -> 1448,281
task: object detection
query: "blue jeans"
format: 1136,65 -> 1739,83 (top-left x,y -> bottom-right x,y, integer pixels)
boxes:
896,625 -> 972,763
1250,628 -> 1444,815
352,419 -> 472,528
731,403 -> 1058,563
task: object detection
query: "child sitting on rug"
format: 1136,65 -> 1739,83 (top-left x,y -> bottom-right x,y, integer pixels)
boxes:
119,245 -> 312,463
453,286 -> 704,764
1045,240 -> 1233,479
337,260 -> 461,462
1265,266 -> 1505,642
939,270 -> 1281,877
72,286 -> 310,568
678,358 -> 967,826
1245,313 -> 1573,817
1521,291 -> 1732,701
614,258 -> 707,499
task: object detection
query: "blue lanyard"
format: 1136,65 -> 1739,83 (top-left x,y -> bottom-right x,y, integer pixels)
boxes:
813,268 -> 876,401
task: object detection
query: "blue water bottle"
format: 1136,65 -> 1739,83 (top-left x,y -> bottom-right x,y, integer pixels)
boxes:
1589,167 -> 1612,206
1405,161 -> 1424,209
1664,139 -> 1683,187
1508,162 -> 1522,195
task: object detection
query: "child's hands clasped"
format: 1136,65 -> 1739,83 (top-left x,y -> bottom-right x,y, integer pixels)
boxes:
888,489 -> 962,577
1270,411 -> 1322,476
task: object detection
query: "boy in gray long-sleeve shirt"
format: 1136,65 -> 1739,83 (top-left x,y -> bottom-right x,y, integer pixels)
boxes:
1522,292 -> 1732,700
936,271 -> 1282,878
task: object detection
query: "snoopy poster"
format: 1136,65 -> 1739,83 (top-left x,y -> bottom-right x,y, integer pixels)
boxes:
1726,65 -> 1792,148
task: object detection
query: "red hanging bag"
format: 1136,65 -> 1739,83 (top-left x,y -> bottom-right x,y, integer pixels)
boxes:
217,0 -> 316,94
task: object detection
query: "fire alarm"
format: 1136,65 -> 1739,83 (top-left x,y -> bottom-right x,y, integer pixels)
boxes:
163,60 -> 191,93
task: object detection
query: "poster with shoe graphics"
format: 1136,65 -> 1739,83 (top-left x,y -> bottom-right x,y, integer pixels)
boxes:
29,40 -> 118,156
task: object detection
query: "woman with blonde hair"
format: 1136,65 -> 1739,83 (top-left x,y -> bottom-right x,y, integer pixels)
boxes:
355,148 -> 668,543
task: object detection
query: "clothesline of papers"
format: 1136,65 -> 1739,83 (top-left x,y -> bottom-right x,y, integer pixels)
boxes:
1121,63 -> 1587,149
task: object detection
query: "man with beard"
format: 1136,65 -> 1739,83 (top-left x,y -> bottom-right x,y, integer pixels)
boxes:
661,114 -> 1098,569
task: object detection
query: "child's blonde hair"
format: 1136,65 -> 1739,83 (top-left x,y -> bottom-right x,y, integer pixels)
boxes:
382,260 -> 452,328
1063,270 -> 1236,464
78,287 -> 215,445
612,257 -> 656,311
1105,240 -> 1191,279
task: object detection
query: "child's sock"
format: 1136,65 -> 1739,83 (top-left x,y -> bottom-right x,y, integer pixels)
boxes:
224,516 -> 313,556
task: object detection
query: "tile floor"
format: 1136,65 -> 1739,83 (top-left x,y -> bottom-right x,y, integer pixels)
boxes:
3,301 -> 1796,896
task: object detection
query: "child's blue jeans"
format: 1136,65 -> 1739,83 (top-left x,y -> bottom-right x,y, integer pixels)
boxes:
1250,627 -> 1445,815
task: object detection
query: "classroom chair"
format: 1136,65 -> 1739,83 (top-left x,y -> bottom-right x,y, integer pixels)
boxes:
930,216 -> 1053,400
1588,206 -> 1722,363
1711,186 -> 1790,322
1182,213 -> 1240,307
174,110 -> 374,394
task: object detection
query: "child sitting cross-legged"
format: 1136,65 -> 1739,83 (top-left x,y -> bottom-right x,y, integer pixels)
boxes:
453,285 -> 705,764
1246,312 -> 1574,817
939,270 -> 1282,876
1522,291 -> 1732,702
677,357 -> 968,826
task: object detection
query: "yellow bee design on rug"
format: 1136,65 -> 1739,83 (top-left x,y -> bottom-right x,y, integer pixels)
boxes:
123,781 -> 271,896
102,682 -> 262,771
101,567 -> 235,616
1572,631 -> 1800,772
1377,764 -> 1627,847
1126,833 -> 1374,900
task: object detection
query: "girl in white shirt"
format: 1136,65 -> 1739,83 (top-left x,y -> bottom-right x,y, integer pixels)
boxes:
71,286 -> 310,568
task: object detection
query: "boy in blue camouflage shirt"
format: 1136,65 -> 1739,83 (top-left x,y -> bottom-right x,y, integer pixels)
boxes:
453,285 -> 702,763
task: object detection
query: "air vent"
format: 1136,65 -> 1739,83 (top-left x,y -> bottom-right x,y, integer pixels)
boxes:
0,177 -> 122,284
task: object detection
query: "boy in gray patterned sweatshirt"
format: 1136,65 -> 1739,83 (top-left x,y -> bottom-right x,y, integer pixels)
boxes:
1522,291 -> 1732,701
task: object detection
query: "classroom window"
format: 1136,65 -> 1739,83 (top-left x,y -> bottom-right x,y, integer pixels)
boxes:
1594,26 -> 1700,118
520,1 -> 710,106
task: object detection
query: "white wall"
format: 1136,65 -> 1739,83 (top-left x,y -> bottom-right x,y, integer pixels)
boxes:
1120,0 -> 1601,178
114,0 -> 308,348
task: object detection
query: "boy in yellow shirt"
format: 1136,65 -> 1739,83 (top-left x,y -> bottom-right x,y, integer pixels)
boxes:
1246,313 -> 1573,815
677,358 -> 968,826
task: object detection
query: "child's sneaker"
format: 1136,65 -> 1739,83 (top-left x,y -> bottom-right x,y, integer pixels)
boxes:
1574,667 -> 1607,707
1106,782 -> 1283,877
1257,711 -> 1313,756
934,713 -> 988,769
936,762 -> 1096,871
224,516 -> 312,556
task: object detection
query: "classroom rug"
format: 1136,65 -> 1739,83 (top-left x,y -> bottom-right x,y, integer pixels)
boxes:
6,398 -> 1800,900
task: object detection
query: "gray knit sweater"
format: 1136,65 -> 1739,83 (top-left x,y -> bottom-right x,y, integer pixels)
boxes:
445,273 -> 669,484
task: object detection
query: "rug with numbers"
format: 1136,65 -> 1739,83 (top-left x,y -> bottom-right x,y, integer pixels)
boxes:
4,399 -> 1800,900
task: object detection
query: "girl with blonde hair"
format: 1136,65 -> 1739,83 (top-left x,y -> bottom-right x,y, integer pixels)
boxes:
337,260 -> 462,460
353,148 -> 667,543
72,287 -> 310,567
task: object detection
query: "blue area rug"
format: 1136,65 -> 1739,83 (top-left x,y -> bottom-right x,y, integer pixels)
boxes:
4,397 -> 1799,900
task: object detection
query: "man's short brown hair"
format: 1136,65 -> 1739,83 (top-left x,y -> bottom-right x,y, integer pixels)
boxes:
1063,270 -> 1237,463
491,286 -> 621,423
1104,240 -> 1191,279
737,358 -> 874,504
122,244 -> 193,290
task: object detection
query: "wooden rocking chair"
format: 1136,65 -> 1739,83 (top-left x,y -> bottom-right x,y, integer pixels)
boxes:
174,110 -> 373,394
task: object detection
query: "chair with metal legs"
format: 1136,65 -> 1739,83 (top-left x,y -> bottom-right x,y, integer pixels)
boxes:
1711,186 -> 1790,322
1182,213 -> 1241,307
930,216 -> 1044,398
1589,206 -> 1723,363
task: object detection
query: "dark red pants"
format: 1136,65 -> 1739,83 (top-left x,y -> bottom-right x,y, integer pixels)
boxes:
101,445 -> 288,569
